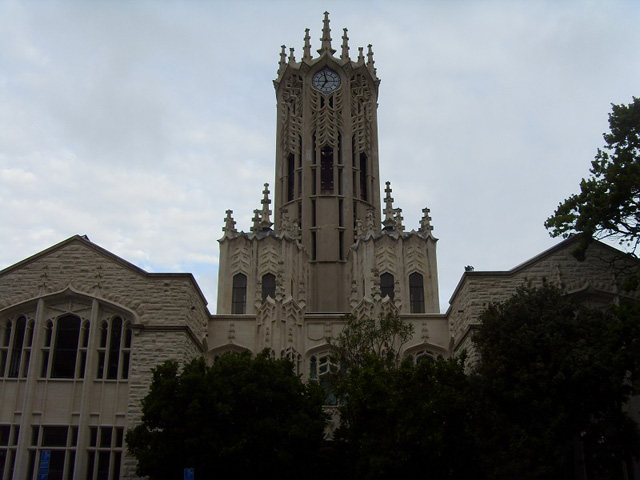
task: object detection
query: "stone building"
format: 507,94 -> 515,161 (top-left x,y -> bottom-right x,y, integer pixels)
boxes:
0,13 -> 636,480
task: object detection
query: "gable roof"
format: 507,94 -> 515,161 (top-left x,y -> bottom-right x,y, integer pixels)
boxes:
0,235 -> 209,307
446,235 -> 636,308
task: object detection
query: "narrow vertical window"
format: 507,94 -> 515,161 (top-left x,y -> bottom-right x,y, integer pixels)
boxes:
8,317 -> 25,378
311,232 -> 317,261
51,315 -> 80,378
0,321 -> 11,377
121,324 -> 132,380
409,272 -> 425,313
380,273 -> 395,301
232,273 -> 247,314
287,153 -> 295,202
262,273 -> 276,301
339,231 -> 344,261
41,321 -> 53,377
21,321 -> 34,378
97,321 -> 108,379
359,152 -> 368,201
107,317 -> 122,380
78,321 -> 90,378
320,146 -> 334,193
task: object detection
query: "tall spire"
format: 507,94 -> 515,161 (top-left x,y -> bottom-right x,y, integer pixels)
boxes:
259,183 -> 273,231
341,28 -> 350,60
367,44 -> 377,75
303,28 -> 311,61
277,45 -> 287,76
383,181 -> 396,230
317,11 -> 336,56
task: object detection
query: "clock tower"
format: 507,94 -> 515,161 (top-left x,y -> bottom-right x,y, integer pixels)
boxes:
216,13 -> 439,336
273,12 -> 382,311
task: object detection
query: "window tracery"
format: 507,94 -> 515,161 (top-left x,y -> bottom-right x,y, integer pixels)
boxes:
96,317 -> 131,381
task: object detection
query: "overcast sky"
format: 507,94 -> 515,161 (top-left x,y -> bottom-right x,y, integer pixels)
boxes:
1,0 -> 638,312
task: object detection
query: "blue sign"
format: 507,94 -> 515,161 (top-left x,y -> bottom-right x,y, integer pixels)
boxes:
184,468 -> 195,480
38,450 -> 51,480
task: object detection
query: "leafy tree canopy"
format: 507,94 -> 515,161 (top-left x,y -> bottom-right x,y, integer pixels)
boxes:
328,312 -> 414,370
472,283 -> 640,480
126,351 -> 328,480
545,97 -> 640,264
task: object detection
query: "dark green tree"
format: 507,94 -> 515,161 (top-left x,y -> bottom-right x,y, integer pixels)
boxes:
472,283 -> 640,480
328,312 -> 476,479
126,352 -> 328,480
329,312 -> 414,369
545,97 -> 640,275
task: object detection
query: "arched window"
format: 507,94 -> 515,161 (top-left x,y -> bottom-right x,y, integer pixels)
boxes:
309,353 -> 339,405
408,350 -> 436,364
262,273 -> 276,301
409,272 -> 425,313
51,315 -> 81,379
281,348 -> 301,375
232,273 -> 247,314
97,317 -> 130,381
380,273 -> 395,301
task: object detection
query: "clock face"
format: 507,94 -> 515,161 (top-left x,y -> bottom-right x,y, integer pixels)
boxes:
312,68 -> 341,94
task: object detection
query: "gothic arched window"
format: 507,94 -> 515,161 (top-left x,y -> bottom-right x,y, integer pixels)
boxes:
309,352 -> 339,405
51,315 -> 81,379
409,272 -> 425,313
380,273 -> 395,301
232,273 -> 247,314
262,273 -> 276,301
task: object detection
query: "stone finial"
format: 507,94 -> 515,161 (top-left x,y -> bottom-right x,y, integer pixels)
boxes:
303,28 -> 311,60
419,207 -> 434,236
222,209 -> 238,238
251,209 -> 261,233
288,47 -> 296,64
382,181 -> 395,230
318,11 -> 336,55
259,183 -> 273,231
341,28 -> 350,60
394,208 -> 404,233
367,44 -> 376,75
357,46 -> 365,64
278,45 -> 287,76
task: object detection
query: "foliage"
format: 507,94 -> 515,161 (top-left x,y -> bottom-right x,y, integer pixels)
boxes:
327,312 -> 476,479
334,354 -> 477,480
126,351 -> 328,480
472,283 -> 640,480
545,97 -> 640,265
328,312 -> 414,370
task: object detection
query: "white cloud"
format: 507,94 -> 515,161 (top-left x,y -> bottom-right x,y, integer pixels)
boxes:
1,0 -> 639,311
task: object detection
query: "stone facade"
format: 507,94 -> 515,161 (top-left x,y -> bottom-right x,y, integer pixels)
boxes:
0,236 -> 208,480
1,13 -> 637,480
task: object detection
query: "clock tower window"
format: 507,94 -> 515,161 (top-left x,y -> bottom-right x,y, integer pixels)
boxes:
320,146 -> 334,194
286,153 -> 295,202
